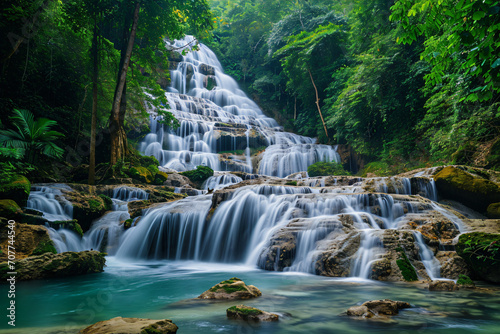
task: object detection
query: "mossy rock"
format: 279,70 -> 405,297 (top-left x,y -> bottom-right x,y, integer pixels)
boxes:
128,166 -> 155,184
0,250 -> 105,281
487,202 -> 500,219
71,195 -> 108,232
434,166 -> 500,212
226,305 -> 279,322
456,274 -> 475,288
198,277 -> 262,300
98,194 -> 113,211
0,199 -> 22,219
153,171 -> 169,185
395,247 -> 418,282
285,181 -> 297,186
456,232 -> 500,283
0,175 -> 30,206
49,220 -> 84,237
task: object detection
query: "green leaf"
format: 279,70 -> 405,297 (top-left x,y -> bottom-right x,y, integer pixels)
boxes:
492,58 -> 500,68
472,11 -> 485,20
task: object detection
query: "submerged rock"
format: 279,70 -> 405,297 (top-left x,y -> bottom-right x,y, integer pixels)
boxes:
0,250 -> 105,281
428,280 -> 459,291
226,305 -> 279,322
198,277 -> 262,300
346,299 -> 411,319
79,316 -> 177,334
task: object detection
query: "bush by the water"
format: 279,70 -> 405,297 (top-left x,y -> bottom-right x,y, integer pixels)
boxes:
181,165 -> 214,183
307,161 -> 350,177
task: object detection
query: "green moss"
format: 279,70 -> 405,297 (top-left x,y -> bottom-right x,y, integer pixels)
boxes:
98,194 -> 113,211
396,247 -> 418,282
128,166 -> 154,183
153,171 -> 169,185
32,240 -> 57,256
487,202 -> 500,219
227,306 -> 262,316
285,181 -> 297,186
141,326 -> 162,334
307,161 -> 350,177
359,161 -> 391,177
51,220 -> 84,237
181,165 -> 214,184
457,274 -> 474,286
220,277 -> 241,284
123,218 -> 134,229
434,166 -> 500,212
0,199 -> 22,218
221,285 -> 247,293
0,175 -> 30,206
88,199 -> 102,212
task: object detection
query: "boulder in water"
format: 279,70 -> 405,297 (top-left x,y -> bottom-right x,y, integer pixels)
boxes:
226,305 -> 279,322
0,250 -> 105,281
198,277 -> 262,300
79,316 -> 178,334
346,299 -> 411,319
428,280 -> 459,291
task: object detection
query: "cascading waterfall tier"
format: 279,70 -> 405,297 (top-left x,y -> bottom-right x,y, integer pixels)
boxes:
139,35 -> 340,175
26,184 -> 74,221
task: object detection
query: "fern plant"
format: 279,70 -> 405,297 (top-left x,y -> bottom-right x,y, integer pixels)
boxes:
0,109 -> 65,163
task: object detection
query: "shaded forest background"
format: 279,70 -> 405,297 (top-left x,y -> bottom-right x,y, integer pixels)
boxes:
0,0 -> 499,182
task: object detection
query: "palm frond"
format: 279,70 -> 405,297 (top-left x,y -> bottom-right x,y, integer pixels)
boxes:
41,142 -> 64,159
10,109 -> 34,138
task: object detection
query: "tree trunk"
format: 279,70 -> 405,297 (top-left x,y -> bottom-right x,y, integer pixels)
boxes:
307,68 -> 329,139
109,1 -> 140,165
89,17 -> 99,185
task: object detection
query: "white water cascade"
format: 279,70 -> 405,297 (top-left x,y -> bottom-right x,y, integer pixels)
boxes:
26,185 -> 74,221
139,35 -> 340,175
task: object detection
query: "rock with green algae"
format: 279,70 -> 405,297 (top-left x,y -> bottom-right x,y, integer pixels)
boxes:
487,202 -> 500,218
456,274 -> 476,288
226,305 -> 279,322
0,175 -> 30,206
346,299 -> 411,319
79,317 -> 178,334
433,166 -> 500,212
0,199 -> 22,219
198,277 -> 262,300
456,232 -> 500,283
128,166 -> 155,184
0,250 -> 105,281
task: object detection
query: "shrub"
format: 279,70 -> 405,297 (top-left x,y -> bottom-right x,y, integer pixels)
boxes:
307,161 -> 350,177
181,165 -> 214,183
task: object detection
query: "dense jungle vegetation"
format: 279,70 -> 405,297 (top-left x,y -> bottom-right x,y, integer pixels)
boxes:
0,0 -> 499,181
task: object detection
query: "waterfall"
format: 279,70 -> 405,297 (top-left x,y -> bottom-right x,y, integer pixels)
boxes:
350,230 -> 384,279
26,185 -> 73,221
139,35 -> 340,176
202,173 -> 243,191
112,187 -> 148,202
413,231 -> 441,280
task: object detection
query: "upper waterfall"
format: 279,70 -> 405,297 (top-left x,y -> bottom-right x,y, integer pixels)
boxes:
139,36 -> 340,176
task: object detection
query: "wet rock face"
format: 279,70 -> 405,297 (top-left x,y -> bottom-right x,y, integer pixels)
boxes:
0,223 -> 53,261
79,316 -> 178,334
428,280 -> 459,291
434,166 -> 500,212
346,299 -> 411,319
0,250 -> 105,281
436,251 -> 472,279
226,305 -> 279,322
198,277 -> 262,300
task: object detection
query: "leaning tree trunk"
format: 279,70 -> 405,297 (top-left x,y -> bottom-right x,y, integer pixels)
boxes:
109,2 -> 140,166
307,68 -> 329,139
